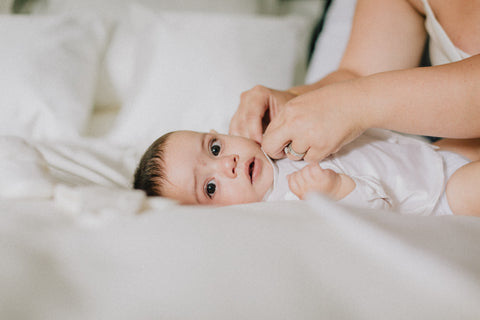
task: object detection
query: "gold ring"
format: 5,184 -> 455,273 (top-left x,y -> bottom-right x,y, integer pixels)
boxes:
284,142 -> 306,158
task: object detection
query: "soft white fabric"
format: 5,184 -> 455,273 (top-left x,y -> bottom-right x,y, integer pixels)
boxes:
265,129 -> 453,216
0,136 -> 54,199
34,138 -> 140,188
93,12 -> 137,110
0,13 -> 107,140
0,135 -> 142,200
305,0 -> 357,83
27,1 -> 308,111
107,5 -> 311,151
30,0 -> 261,17
338,176 -> 392,209
54,185 -> 145,226
53,185 -> 180,227
28,1 -> 275,111
265,156 -> 393,209
1,195 -> 480,319
431,150 -> 470,215
422,0 -> 471,65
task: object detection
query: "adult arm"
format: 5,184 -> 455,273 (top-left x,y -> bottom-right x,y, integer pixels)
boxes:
263,54 -> 480,161
229,0 -> 427,142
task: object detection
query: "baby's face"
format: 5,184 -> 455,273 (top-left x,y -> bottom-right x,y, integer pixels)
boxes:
162,130 -> 273,205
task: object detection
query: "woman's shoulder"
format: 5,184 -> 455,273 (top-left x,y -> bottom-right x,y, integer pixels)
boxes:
405,0 -> 427,15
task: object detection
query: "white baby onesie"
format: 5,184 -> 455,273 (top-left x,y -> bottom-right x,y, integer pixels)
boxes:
263,129 -> 469,216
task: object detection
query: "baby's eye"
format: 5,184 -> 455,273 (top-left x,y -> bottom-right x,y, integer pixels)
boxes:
210,139 -> 221,156
205,179 -> 216,198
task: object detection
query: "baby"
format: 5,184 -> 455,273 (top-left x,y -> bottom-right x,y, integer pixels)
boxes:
133,128 -> 480,216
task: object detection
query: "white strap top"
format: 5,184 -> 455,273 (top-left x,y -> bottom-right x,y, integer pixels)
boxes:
422,0 -> 471,65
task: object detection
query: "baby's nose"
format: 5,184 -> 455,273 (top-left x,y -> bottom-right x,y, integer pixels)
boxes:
219,154 -> 238,178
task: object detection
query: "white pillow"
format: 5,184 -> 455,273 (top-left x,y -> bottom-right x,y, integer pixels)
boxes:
305,0 -> 357,83
30,0 -> 261,16
107,5 -> 311,151
29,1 -> 265,111
0,14 -> 107,140
93,10 -> 138,110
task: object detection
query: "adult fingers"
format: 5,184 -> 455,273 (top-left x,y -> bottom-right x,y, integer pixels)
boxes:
229,85 -> 272,143
229,101 -> 265,142
229,114 -> 263,143
263,112 -> 311,161
262,109 -> 293,159
284,141 -> 309,161
303,146 -> 332,163
302,133 -> 355,163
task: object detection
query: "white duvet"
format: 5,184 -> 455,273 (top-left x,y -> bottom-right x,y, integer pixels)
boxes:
2,193 -> 480,319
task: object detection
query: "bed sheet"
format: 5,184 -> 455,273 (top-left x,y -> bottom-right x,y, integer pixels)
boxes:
1,194 -> 480,319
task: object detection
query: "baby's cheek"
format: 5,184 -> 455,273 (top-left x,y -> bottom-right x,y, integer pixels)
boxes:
221,192 -> 255,205
247,184 -> 262,202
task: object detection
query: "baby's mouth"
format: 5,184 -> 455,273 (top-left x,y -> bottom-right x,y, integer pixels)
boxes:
249,160 -> 255,183
246,158 -> 255,184
246,157 -> 262,184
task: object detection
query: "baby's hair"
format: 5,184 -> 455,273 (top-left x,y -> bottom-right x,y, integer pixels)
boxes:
133,131 -> 174,196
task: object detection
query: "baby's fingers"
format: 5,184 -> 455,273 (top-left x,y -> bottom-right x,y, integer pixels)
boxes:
287,171 -> 305,199
302,163 -> 325,180
287,164 -> 322,199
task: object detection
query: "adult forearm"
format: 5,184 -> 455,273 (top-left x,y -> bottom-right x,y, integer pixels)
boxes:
357,54 -> 480,138
289,68 -> 360,95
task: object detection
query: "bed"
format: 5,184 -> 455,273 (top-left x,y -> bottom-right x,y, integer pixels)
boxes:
1,0 -> 480,319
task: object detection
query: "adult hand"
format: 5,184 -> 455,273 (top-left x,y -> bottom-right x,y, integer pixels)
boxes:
262,85 -> 368,162
229,85 -> 297,144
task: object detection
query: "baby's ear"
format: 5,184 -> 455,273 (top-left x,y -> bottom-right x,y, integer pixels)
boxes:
209,129 -> 218,134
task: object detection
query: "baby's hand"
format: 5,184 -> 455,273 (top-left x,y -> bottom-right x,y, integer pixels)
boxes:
287,163 -> 355,200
